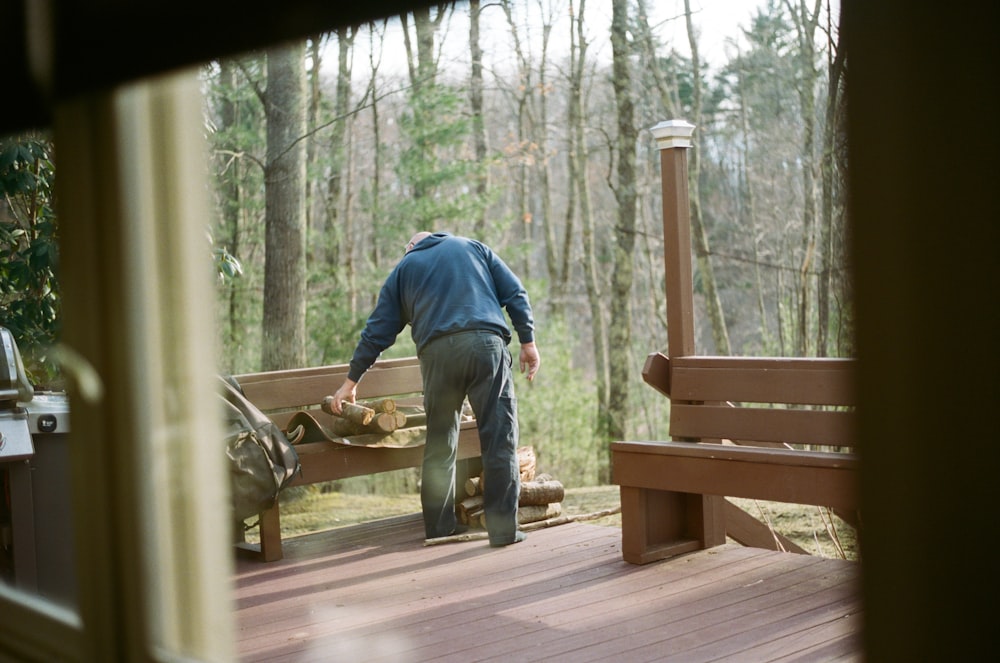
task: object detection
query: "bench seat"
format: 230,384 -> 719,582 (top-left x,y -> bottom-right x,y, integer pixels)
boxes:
232,356 -> 482,561
612,352 -> 859,565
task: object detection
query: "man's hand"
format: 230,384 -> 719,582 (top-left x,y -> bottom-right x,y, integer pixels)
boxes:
329,378 -> 359,415
519,342 -> 540,382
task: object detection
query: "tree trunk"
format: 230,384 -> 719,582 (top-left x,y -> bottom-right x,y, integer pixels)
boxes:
501,0 -> 534,277
262,42 -> 308,371
217,60 -> 243,369
684,0 -> 731,356
572,0 -> 611,461
358,20 -> 387,315
786,0 -> 823,356
468,0 -> 489,235
635,0 -> 679,118
555,0 -> 585,308
305,37 -> 322,264
529,3 -> 559,286
405,4 -> 442,93
321,27 -> 354,275
817,9 -> 846,357
735,44 -> 771,350
607,0 -> 637,475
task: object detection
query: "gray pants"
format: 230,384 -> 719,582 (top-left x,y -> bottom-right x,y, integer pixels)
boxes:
419,330 -> 520,544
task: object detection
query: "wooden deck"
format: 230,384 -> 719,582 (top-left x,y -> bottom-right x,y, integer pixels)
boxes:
233,514 -> 863,662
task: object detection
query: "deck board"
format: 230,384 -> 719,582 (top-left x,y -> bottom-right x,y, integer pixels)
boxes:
233,513 -> 862,662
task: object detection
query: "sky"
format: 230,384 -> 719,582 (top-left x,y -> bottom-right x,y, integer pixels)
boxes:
659,0 -> 767,67
348,0 -> 774,78
343,0 -> 840,80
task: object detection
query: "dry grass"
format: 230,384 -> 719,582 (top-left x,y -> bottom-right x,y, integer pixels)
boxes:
242,484 -> 857,561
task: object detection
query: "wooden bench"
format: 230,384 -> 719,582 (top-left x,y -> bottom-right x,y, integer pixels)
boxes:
612,352 -> 859,564
231,355 -> 482,561
613,120 -> 861,565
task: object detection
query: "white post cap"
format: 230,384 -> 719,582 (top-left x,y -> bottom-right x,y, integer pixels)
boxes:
650,119 -> 696,149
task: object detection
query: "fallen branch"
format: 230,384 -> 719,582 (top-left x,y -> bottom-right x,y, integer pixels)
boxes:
521,506 -> 620,531
423,506 -> 621,546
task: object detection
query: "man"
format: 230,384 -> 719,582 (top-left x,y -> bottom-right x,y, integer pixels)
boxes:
329,231 -> 540,547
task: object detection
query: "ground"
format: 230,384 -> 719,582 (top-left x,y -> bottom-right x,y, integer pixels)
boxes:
244,484 -> 858,561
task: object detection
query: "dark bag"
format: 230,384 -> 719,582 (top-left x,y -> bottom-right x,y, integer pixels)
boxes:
219,375 -> 301,522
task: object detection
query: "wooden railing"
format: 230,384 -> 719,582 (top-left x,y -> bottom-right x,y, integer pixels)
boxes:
611,121 -> 859,564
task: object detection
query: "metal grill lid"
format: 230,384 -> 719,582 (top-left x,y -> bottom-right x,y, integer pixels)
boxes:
1,327 -> 34,404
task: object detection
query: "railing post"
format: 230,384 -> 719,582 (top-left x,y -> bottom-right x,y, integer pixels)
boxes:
651,120 -> 696,359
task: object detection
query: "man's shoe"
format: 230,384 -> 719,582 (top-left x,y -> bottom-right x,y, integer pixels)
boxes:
489,530 -> 526,548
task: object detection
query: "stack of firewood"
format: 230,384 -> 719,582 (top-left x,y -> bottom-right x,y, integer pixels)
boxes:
456,446 -> 566,528
321,397 -> 424,435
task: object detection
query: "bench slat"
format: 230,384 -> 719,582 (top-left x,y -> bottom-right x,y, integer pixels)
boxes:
611,441 -> 858,511
670,403 -> 856,449
290,423 -> 480,484
235,360 -> 424,412
670,357 -> 856,405
235,356 -> 420,384
643,352 -> 856,405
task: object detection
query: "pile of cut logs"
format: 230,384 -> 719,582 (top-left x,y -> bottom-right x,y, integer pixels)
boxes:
321,396 -> 430,435
321,400 -> 565,529
457,446 -> 565,528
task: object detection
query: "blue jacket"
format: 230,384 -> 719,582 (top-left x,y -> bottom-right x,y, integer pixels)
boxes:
348,233 -> 535,382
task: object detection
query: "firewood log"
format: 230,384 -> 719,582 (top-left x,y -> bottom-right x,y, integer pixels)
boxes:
370,411 -> 402,433
479,447 -> 536,495
519,479 -> 565,506
402,411 -> 426,428
465,476 -> 481,496
457,495 -> 483,524
517,503 -> 562,525
465,507 -> 484,526
518,446 -> 536,482
321,397 -> 374,426
361,398 -> 396,414
329,409 -> 403,436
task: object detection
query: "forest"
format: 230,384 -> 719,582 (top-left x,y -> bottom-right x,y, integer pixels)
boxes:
1,0 -> 847,489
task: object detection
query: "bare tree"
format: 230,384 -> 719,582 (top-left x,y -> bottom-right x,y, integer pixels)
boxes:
816,2 -> 847,357
607,0 -> 638,475
634,0 -> 680,118
568,0 -> 610,452
499,0 -> 559,279
216,59 -> 246,369
305,36 -> 325,265
359,20 -> 392,304
785,0 -> 823,356
262,42 -> 308,370
469,0 -> 490,235
402,3 -> 451,91
684,0 -> 731,355
734,42 -> 772,350
532,0 -> 560,285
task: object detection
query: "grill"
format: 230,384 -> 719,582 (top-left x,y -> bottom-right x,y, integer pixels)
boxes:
0,327 -> 75,607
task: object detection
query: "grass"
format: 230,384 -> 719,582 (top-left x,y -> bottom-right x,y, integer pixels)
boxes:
243,484 -> 857,561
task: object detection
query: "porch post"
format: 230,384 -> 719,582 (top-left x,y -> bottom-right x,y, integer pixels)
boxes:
651,120 -> 696,359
